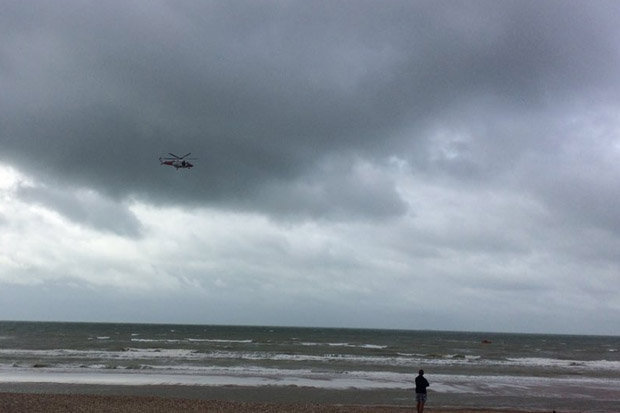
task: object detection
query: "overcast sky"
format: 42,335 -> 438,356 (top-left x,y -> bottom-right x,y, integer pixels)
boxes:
1,0 -> 619,335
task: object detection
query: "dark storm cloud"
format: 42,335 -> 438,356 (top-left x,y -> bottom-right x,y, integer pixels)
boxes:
246,156 -> 408,220
2,0 -> 620,222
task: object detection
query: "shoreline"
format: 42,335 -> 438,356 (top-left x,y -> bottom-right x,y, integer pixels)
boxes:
0,392 -> 551,413
0,383 -> 573,412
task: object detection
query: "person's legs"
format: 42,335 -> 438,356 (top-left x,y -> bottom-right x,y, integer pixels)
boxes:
416,393 -> 426,413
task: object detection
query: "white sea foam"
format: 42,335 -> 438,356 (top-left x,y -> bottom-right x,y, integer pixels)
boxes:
186,338 -> 252,343
429,373 -> 620,398
86,364 -> 109,369
1,348 -> 619,372
361,344 -> 388,349
128,337 -> 253,344
300,342 -> 387,349
0,348 -> 200,361
301,342 -> 351,347
1,365 -> 619,398
503,357 -> 620,371
0,365 -> 412,389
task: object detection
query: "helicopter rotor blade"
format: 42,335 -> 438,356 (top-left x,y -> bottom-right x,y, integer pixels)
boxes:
181,152 -> 191,159
168,153 -> 180,159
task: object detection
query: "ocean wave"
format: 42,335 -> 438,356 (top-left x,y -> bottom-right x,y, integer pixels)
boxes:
2,348 -> 619,372
301,342 -> 352,347
0,365 -> 413,389
2,365 -> 619,396
503,357 -> 620,370
131,339 -> 182,343
129,337 -> 253,344
186,338 -> 252,343
300,342 -> 388,349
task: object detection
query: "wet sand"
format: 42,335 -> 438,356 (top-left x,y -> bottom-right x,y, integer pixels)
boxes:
0,392 -> 547,413
0,382 -> 562,413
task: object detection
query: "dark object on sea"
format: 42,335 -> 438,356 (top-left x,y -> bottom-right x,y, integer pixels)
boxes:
481,339 -> 492,344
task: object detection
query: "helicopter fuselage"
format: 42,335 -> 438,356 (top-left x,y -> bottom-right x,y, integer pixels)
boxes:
159,153 -> 195,170
160,158 -> 193,169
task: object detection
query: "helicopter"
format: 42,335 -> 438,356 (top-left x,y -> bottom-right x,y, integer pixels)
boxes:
159,153 -> 196,170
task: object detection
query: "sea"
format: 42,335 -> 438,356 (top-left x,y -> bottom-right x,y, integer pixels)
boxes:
1,321 -> 619,411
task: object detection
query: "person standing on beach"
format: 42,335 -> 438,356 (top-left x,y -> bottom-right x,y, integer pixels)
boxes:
415,369 -> 429,413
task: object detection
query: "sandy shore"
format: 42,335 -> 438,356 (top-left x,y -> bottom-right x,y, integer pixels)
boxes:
0,392 -> 545,413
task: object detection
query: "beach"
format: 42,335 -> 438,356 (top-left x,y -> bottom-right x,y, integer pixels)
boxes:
0,383 -> 575,412
1,381 -> 610,412
0,391 -> 546,413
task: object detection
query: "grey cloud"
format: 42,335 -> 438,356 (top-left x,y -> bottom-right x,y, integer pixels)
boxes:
3,1 -> 620,221
508,117 -> 620,237
16,183 -> 142,237
1,1 -> 620,333
250,156 -> 408,221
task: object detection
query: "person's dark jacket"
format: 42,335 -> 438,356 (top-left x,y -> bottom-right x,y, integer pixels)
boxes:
415,375 -> 429,394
